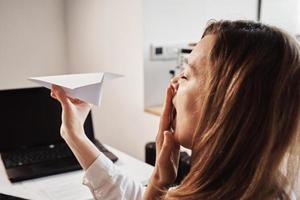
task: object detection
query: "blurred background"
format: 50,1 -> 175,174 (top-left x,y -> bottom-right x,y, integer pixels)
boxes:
0,0 -> 299,195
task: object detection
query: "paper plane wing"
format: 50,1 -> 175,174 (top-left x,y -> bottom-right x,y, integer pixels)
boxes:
29,72 -> 122,106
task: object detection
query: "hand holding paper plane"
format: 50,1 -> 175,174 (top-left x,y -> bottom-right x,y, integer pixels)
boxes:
29,72 -> 122,106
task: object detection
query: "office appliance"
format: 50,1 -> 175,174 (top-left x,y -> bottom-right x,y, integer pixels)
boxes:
0,87 -> 118,182
150,43 -> 194,61
145,142 -> 190,185
169,47 -> 193,78
145,142 -> 156,166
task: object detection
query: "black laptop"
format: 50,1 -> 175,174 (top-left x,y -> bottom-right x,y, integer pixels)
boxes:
0,87 -> 118,182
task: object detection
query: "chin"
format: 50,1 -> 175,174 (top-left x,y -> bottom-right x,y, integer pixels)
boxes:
171,107 -> 192,149
180,139 -> 192,149
173,128 -> 192,149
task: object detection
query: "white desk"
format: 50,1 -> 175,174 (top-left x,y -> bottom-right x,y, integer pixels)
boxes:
0,145 -> 154,200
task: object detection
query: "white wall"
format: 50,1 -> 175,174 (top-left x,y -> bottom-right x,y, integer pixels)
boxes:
63,0 -> 258,160
143,0 -> 258,107
0,0 -> 157,167
65,0 -> 159,160
261,0 -> 300,36
0,0 -> 68,90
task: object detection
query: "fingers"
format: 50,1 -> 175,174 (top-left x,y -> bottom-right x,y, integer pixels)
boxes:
157,131 -> 180,164
51,85 -> 71,108
161,85 -> 174,118
51,85 -> 92,111
153,131 -> 180,187
69,97 -> 84,104
50,91 -> 57,99
170,77 -> 179,93
158,85 -> 175,132
156,84 -> 176,152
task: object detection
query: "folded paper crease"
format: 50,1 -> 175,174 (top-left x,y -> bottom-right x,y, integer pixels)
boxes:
28,72 -> 122,106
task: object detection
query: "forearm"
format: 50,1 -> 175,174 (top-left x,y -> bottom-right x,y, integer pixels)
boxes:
63,129 -> 100,170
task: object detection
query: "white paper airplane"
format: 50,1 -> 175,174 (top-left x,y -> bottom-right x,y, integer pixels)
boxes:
28,72 -> 123,106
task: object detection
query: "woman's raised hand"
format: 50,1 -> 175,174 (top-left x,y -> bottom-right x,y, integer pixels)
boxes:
50,85 -> 92,140
151,84 -> 180,189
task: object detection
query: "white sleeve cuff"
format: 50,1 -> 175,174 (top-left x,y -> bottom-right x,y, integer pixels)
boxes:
82,152 -> 117,189
82,152 -> 145,200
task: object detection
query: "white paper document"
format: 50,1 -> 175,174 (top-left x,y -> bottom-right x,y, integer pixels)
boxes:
0,185 -> 42,199
18,171 -> 93,200
28,72 -> 122,106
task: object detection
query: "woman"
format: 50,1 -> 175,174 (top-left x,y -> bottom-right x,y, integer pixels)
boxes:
51,20 -> 300,200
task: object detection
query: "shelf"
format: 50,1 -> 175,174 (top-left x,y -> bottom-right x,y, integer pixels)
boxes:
144,105 -> 163,116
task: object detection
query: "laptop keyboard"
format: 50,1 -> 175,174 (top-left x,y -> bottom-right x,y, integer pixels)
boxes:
2,141 -> 118,169
3,143 -> 74,168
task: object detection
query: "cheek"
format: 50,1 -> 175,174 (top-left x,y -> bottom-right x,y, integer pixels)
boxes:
173,88 -> 201,148
175,83 -> 200,116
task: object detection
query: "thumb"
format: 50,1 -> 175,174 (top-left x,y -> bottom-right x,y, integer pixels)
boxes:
158,131 -> 176,162
51,85 -> 71,108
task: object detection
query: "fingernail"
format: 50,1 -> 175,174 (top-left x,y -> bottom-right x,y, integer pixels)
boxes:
164,131 -> 171,136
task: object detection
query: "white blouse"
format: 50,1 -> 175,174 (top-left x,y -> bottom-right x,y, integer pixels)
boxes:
82,153 -> 297,200
82,153 -> 145,200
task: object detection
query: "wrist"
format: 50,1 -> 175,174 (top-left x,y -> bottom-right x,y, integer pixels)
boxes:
149,171 -> 170,190
144,180 -> 167,200
62,128 -> 87,143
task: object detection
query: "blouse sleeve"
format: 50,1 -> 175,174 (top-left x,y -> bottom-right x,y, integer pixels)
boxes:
82,152 -> 145,200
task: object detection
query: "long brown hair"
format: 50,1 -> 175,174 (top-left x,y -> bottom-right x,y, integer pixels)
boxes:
166,20 -> 300,199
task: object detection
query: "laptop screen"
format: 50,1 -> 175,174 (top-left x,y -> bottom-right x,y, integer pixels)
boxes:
0,87 -> 94,152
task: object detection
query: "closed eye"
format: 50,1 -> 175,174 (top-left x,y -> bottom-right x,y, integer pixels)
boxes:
180,74 -> 188,80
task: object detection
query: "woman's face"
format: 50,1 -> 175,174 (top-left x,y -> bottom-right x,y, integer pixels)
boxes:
171,35 -> 214,149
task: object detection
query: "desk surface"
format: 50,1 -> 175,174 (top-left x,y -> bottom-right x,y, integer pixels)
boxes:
0,145 -> 154,200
